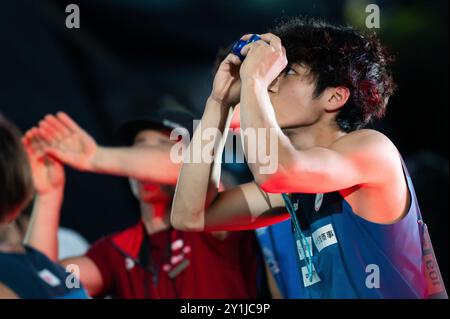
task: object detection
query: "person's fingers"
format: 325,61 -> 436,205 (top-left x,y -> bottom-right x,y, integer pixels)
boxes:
37,124 -> 55,145
22,131 -> 33,154
223,53 -> 242,67
28,127 -> 45,157
239,40 -> 268,57
40,118 -> 64,142
39,120 -> 61,144
21,135 -> 28,148
44,115 -> 71,138
56,112 -> 81,134
258,33 -> 283,51
239,41 -> 256,58
28,127 -> 39,147
23,129 -> 32,144
240,34 -> 254,41
39,119 -> 69,148
25,131 -> 39,155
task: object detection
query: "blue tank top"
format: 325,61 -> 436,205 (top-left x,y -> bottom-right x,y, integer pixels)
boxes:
255,220 -> 302,298
286,158 -> 428,298
0,245 -> 89,299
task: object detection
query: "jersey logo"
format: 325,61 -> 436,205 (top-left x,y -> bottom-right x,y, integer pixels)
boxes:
312,223 -> 338,252
314,193 -> 324,212
163,239 -> 192,278
38,269 -> 61,287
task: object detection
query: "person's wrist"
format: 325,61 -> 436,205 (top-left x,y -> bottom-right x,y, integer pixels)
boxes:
240,76 -> 267,90
207,94 -> 229,109
89,145 -> 103,172
37,187 -> 64,206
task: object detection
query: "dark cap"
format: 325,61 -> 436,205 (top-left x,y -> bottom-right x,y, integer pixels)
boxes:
117,102 -> 196,146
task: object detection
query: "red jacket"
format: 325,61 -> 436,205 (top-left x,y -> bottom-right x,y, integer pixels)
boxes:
86,221 -> 260,298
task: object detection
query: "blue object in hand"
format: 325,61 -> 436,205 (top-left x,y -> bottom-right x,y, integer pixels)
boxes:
230,34 -> 261,61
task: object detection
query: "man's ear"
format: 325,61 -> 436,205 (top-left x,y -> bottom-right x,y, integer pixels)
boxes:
325,86 -> 350,112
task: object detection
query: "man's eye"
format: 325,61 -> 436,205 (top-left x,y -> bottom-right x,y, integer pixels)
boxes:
286,67 -> 296,75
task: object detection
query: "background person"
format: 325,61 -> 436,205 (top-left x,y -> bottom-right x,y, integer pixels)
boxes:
26,108 -> 262,298
0,115 -> 88,299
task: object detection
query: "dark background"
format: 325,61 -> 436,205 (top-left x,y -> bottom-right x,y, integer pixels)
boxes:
0,0 -> 448,289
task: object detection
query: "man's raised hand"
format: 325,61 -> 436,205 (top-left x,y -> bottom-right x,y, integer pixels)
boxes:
37,112 -> 98,172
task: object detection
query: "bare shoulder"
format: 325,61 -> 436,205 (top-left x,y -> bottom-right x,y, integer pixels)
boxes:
334,129 -> 394,147
332,129 -> 398,158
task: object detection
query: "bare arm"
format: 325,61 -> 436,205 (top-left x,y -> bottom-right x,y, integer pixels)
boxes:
25,191 -> 64,261
23,127 -> 65,261
171,52 -> 289,232
22,129 -> 104,297
170,96 -> 232,231
90,145 -> 180,184
38,112 -> 181,185
60,256 -> 104,297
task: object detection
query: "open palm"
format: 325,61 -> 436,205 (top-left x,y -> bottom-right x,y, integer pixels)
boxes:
37,112 -> 98,171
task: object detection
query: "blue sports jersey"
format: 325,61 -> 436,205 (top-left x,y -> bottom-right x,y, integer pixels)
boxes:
256,220 -> 302,298
0,245 -> 89,299
285,157 -> 431,298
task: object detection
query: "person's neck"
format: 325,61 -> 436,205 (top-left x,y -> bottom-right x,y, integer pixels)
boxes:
283,119 -> 346,150
140,200 -> 171,236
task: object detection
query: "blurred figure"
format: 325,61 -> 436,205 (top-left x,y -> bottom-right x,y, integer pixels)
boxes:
0,114 -> 88,299
0,205 -> 89,260
26,107 -> 261,299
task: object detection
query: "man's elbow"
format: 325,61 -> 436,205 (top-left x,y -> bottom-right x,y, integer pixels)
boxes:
253,177 -> 272,193
250,153 -> 296,193
252,161 -> 292,193
170,210 -> 204,232
253,172 -> 284,194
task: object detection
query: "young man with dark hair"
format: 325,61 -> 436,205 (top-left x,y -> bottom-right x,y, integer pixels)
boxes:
171,18 -> 446,298
0,115 -> 88,299
26,107 -> 261,299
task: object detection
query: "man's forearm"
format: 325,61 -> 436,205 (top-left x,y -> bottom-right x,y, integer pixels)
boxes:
171,97 -> 233,230
240,79 -> 294,181
89,146 -> 181,185
24,189 -> 64,261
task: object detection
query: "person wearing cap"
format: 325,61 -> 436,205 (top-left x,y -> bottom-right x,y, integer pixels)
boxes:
24,107 -> 261,299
